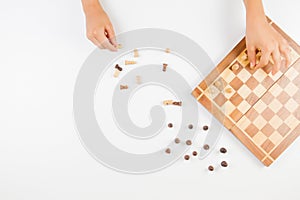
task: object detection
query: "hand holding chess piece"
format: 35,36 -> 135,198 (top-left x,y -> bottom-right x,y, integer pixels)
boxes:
243,0 -> 291,75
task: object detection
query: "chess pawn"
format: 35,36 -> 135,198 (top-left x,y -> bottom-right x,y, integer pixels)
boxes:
162,63 -> 168,72
172,101 -> 182,106
134,49 -> 139,57
163,100 -> 173,105
120,85 -> 128,90
125,60 -> 137,65
231,63 -> 240,71
113,64 -> 122,78
241,53 -> 248,61
136,75 -> 142,84
113,69 -> 121,78
117,44 -> 122,49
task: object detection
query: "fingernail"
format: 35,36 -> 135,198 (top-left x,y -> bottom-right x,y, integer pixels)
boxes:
250,62 -> 255,68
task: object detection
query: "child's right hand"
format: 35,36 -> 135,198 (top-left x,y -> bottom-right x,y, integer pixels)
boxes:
84,6 -> 117,51
246,17 -> 291,75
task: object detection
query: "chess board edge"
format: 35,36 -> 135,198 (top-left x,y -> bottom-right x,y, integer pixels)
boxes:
192,18 -> 300,167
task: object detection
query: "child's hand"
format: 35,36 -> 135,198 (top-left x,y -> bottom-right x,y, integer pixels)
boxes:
84,6 -> 117,51
246,18 -> 291,75
244,0 -> 291,75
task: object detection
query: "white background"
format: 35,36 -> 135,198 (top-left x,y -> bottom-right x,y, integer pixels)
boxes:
2,0 -> 300,199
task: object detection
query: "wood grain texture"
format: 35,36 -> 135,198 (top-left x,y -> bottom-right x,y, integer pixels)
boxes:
192,18 -> 300,166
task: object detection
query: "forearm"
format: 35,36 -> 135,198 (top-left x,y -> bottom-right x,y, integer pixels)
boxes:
243,0 -> 266,24
81,0 -> 104,14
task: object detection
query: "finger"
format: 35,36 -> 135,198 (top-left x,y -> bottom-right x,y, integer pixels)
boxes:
100,38 -> 117,51
255,50 -> 271,69
105,25 -> 118,48
90,37 -> 104,49
247,46 -> 256,69
94,30 -> 117,52
87,33 -> 103,49
280,45 -> 291,68
271,48 -> 281,75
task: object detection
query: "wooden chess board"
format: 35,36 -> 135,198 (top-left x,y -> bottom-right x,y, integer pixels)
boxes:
192,19 -> 300,166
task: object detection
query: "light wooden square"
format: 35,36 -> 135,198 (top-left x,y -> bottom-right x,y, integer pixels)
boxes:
237,100 -> 251,113
285,67 -> 299,81
269,132 -> 283,146
252,84 -> 267,97
223,101 -> 236,116
238,85 -> 252,99
270,70 -> 283,81
285,98 -> 298,113
269,83 -> 283,97
253,132 -> 268,146
237,69 -> 251,83
236,116 -> 251,130
284,115 -> 299,130
253,100 -> 268,114
204,86 -> 219,99
253,69 -> 268,82
268,99 -> 283,113
253,115 -> 268,130
224,86 -> 235,99
221,69 -> 236,83
284,82 -> 298,97
269,115 -> 283,129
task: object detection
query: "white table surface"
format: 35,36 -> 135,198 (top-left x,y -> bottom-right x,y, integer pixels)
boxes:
2,0 -> 300,199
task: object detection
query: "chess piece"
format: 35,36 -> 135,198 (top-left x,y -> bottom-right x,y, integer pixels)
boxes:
163,63 -> 168,72
174,138 -> 180,144
134,49 -> 139,57
220,147 -> 227,154
136,75 -> 142,84
172,101 -> 182,106
113,64 -> 122,78
208,165 -> 214,171
125,60 -> 137,65
163,100 -> 173,105
120,85 -> 128,90
203,144 -> 210,150
231,63 -> 240,71
221,161 -> 228,167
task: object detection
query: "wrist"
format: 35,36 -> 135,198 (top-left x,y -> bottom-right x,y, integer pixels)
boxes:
82,1 -> 104,15
244,0 -> 266,25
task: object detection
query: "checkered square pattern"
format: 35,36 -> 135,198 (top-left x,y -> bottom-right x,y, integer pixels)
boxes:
199,48 -> 291,125
232,64 -> 300,165
192,21 -> 300,166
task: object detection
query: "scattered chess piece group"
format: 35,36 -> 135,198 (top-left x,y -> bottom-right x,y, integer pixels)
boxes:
113,46 -> 231,172
207,147 -> 229,172
165,123 -> 209,159
165,120 -> 229,173
114,47 -> 173,91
